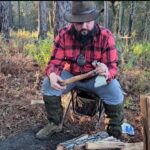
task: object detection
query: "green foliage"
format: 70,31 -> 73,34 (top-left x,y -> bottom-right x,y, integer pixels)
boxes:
24,38 -> 53,67
9,30 -> 54,68
132,71 -> 150,93
124,96 -> 134,109
117,40 -> 150,70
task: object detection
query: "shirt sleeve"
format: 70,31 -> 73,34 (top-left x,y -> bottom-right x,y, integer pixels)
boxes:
101,31 -> 118,81
45,30 -> 66,76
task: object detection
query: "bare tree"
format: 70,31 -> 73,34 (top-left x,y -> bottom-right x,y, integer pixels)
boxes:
0,1 -> 10,40
143,1 -> 150,41
54,1 -> 71,36
128,1 -> 136,44
104,1 -> 109,28
50,1 -> 55,30
118,1 -> 124,35
38,1 -> 48,39
8,1 -> 13,28
18,1 -> 21,28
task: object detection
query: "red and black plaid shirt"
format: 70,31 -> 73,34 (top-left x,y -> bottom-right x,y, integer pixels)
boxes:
45,23 -> 118,81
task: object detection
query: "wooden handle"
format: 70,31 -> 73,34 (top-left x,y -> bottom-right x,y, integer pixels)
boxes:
59,69 -> 97,86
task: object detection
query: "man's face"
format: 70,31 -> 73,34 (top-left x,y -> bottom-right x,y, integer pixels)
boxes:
73,21 -> 95,36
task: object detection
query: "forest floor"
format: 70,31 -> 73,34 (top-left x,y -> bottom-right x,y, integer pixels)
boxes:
0,52 -> 148,150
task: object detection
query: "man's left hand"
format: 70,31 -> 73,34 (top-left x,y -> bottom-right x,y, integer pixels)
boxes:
92,61 -> 109,79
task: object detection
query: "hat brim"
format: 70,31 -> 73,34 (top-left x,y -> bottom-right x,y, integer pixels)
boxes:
64,10 -> 100,23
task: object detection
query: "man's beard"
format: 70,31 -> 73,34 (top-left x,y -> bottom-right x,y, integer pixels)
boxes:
73,25 -> 96,46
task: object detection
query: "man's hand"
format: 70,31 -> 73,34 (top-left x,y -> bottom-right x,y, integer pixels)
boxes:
49,72 -> 66,90
92,61 -> 109,79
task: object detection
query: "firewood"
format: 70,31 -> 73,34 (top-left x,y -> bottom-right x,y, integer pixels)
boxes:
56,132 -> 109,150
123,142 -> 143,150
56,134 -> 89,150
86,141 -> 143,150
86,141 -> 125,149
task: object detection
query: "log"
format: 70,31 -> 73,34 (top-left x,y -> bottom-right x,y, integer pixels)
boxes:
123,142 -> 143,150
56,134 -> 89,150
56,132 -> 109,150
140,94 -> 150,150
86,141 -> 143,150
86,141 -> 125,149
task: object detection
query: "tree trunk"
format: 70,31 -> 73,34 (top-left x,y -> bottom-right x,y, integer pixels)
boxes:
8,1 -> 13,28
104,1 -> 109,28
0,2 -> 10,40
128,1 -> 136,44
18,1 -> 21,28
54,1 -> 71,36
38,1 -> 48,39
118,1 -> 124,35
143,1 -> 150,41
50,1 -> 56,30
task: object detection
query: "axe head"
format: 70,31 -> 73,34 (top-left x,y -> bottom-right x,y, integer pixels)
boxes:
94,75 -> 107,88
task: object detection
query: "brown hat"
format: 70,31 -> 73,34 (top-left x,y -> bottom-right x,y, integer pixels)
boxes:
64,1 -> 100,23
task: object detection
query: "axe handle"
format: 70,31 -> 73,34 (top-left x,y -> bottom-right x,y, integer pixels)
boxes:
59,69 -> 97,86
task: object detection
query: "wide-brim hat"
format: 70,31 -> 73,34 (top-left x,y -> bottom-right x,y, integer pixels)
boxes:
64,1 -> 100,23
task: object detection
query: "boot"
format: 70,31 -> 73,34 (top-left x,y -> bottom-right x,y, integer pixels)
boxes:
103,102 -> 124,139
36,95 -> 63,140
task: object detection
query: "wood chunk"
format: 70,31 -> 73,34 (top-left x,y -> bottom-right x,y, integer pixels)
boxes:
140,94 -> 150,150
86,141 -> 143,150
86,141 -> 125,149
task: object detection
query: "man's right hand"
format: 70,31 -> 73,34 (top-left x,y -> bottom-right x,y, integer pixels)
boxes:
49,72 -> 66,90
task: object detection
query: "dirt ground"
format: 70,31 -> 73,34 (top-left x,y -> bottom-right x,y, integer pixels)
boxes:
0,54 -> 144,150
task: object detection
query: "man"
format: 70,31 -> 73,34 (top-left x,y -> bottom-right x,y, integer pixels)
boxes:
36,1 -> 124,140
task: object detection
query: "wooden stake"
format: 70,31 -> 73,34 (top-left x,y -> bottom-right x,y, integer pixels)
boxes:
140,94 -> 150,150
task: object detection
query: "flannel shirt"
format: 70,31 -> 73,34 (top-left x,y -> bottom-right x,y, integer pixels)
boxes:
45,23 -> 118,81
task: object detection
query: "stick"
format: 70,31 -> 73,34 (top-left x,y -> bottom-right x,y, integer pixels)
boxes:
31,100 -> 44,105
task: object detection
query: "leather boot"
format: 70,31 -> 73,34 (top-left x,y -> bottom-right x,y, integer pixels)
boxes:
103,102 -> 124,139
36,95 -> 63,140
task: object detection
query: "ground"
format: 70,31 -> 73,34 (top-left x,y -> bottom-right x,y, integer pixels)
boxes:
0,54 -> 145,150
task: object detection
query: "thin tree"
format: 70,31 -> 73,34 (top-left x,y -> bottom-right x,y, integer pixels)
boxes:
118,1 -> 124,35
18,1 -> 21,28
0,2 -> 10,40
54,1 -> 71,36
104,1 -> 109,28
128,1 -> 136,44
8,1 -> 13,28
143,1 -> 150,41
38,1 -> 48,39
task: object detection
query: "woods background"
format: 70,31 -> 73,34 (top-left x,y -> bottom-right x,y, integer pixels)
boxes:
0,1 -> 150,41
0,1 -> 150,146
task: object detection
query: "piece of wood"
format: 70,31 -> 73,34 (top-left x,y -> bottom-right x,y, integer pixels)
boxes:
148,99 -> 150,150
86,141 -> 143,150
56,134 -> 89,150
30,100 -> 44,104
56,145 -> 65,150
140,94 -> 150,150
86,141 -> 125,149
123,142 -> 143,150
59,69 -> 97,86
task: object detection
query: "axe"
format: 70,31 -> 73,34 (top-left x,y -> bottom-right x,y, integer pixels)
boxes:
59,69 -> 107,87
